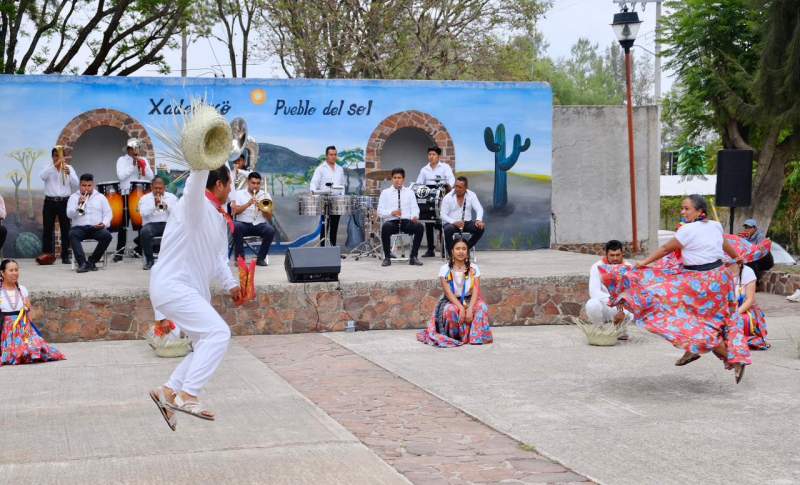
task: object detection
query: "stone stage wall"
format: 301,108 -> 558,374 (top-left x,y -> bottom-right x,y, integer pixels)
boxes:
758,267 -> 800,296
30,275 -> 588,343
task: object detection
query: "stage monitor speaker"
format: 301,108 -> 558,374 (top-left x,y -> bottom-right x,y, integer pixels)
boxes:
715,149 -> 753,207
284,246 -> 341,283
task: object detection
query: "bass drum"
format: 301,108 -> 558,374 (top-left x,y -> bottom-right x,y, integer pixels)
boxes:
128,180 -> 152,230
97,181 -> 125,232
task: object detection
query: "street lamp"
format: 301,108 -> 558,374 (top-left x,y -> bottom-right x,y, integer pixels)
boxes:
611,7 -> 643,253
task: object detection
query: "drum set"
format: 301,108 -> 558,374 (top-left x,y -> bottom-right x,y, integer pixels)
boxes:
297,192 -> 379,248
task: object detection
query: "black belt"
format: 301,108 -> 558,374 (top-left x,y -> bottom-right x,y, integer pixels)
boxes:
684,260 -> 723,271
45,196 -> 69,202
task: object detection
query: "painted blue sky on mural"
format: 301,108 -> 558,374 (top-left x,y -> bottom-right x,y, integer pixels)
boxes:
0,75 -> 552,189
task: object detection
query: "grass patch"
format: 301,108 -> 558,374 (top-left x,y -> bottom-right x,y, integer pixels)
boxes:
519,443 -> 538,453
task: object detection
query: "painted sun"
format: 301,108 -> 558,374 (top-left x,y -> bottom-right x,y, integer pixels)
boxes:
250,88 -> 267,105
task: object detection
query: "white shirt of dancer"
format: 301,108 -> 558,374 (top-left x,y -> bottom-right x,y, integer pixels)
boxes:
233,188 -> 272,225
66,189 -> 112,227
440,190 -> 484,224
0,285 -> 29,312
150,170 -> 238,309
675,220 -> 725,266
439,263 -> 481,298
416,162 -> 455,186
40,163 -> 79,197
116,154 -> 154,195
377,186 -> 420,222
309,162 -> 345,193
139,191 -> 178,225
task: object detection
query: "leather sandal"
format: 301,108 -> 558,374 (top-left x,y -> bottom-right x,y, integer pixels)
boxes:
166,395 -> 215,421
734,364 -> 745,384
149,387 -> 177,431
675,353 -> 701,366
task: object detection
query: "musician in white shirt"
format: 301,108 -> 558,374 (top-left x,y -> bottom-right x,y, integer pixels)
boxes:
309,145 -> 346,246
138,176 -> 178,270
377,168 -> 424,266
115,138 -> 154,261
416,146 -> 455,257
586,240 -> 632,340
66,173 -> 113,273
40,146 -> 80,263
440,176 -> 486,256
231,172 -> 275,266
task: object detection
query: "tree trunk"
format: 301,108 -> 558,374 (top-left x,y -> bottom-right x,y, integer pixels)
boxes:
734,145 -> 787,232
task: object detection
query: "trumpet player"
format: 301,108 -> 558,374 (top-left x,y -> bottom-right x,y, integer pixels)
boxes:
115,138 -> 154,262
67,174 -> 112,273
39,146 -> 79,264
138,176 -> 178,270
231,172 -> 275,266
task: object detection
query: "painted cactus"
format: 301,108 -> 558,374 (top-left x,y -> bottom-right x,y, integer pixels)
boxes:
484,123 -> 531,209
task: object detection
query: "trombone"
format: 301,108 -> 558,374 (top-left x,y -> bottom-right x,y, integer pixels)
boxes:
250,189 -> 273,218
55,145 -> 70,185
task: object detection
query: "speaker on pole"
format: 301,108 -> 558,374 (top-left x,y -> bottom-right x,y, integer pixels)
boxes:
715,149 -> 753,233
284,246 -> 341,283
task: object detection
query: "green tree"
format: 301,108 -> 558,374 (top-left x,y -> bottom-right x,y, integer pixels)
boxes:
661,0 -> 800,230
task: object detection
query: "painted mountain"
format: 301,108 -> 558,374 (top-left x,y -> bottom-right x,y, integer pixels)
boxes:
256,143 -> 319,174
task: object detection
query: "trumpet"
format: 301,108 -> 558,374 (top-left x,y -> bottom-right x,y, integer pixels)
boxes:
155,193 -> 167,213
250,189 -> 273,218
55,145 -> 70,184
76,191 -> 88,216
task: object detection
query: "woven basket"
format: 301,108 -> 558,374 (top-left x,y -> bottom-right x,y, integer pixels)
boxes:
575,320 -> 624,346
153,339 -> 192,358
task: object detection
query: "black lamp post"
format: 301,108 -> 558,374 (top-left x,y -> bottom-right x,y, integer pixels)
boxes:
611,8 -> 643,253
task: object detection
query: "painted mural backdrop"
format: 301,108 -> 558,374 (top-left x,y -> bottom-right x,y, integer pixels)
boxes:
0,76 -> 552,257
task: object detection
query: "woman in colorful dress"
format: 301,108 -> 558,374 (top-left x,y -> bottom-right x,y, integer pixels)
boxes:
0,259 -> 65,365
600,195 -> 749,383
417,238 -> 493,347
734,264 -> 770,350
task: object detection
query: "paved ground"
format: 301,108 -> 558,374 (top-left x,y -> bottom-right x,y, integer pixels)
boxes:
18,250 -> 598,295
327,294 -> 800,485
0,341 -> 407,485
240,334 -> 589,485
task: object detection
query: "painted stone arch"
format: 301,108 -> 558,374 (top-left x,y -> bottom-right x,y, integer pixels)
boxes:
365,110 -> 455,192
56,108 -> 156,167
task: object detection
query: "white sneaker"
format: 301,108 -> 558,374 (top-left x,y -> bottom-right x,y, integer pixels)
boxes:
787,289 -> 800,302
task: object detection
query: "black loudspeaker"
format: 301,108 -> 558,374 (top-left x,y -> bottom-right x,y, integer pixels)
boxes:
284,246 -> 341,283
715,149 -> 753,207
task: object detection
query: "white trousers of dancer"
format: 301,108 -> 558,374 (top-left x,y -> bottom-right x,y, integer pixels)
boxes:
585,298 -> 632,325
156,292 -> 230,397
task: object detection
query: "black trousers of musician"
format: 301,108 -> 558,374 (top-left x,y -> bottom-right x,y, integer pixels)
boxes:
443,221 -> 485,256
140,222 -> 167,265
233,221 -> 275,261
321,214 -> 340,246
69,225 -> 112,266
424,222 -> 442,254
381,219 -> 424,258
0,223 -> 6,254
42,196 -> 71,260
746,252 -> 774,281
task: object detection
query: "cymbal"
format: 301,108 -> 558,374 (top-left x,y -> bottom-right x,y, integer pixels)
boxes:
366,169 -> 392,181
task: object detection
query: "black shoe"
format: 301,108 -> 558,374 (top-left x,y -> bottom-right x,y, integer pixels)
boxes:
409,257 -> 423,266
143,262 -> 153,270
256,259 -> 268,267
89,261 -> 99,271
113,254 -> 123,262
423,250 -> 436,258
76,262 -> 91,273
61,255 -> 71,265
381,258 -> 392,267
389,253 -> 398,259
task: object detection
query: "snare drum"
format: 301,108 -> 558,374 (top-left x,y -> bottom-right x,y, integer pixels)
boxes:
128,180 -> 152,230
328,195 -> 354,215
298,194 -> 326,216
97,181 -> 124,232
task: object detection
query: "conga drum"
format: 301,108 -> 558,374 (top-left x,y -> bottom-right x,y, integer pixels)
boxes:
128,180 -> 152,230
97,181 -> 124,232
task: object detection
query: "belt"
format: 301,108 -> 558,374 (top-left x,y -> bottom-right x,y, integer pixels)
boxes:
45,196 -> 69,202
684,260 -> 723,271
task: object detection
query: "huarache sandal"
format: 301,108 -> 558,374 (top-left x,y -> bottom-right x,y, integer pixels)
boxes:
149,387 -> 177,431
675,352 -> 701,366
166,395 -> 216,421
734,364 -> 745,384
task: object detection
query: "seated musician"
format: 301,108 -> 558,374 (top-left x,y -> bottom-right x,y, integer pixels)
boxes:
378,168 -> 424,267
416,146 -> 455,257
440,176 -> 485,257
67,174 -> 113,273
115,138 -> 153,261
138,176 -> 178,270
231,172 -> 275,267
586,240 -> 632,340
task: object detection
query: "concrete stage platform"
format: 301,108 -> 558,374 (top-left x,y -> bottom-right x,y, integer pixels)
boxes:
18,250 -> 599,342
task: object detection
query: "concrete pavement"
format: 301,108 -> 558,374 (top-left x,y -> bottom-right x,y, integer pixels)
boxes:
0,341 -> 408,485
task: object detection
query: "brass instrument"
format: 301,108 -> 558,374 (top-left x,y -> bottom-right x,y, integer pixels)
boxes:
55,145 -> 69,184
155,193 -> 167,213
251,189 -> 273,218
234,169 -> 248,191
76,191 -> 88,216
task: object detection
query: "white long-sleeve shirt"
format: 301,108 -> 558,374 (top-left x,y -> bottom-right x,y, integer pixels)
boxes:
416,162 -> 455,186
139,191 -> 178,225
440,189 -> 484,224
116,154 -> 154,195
66,190 -> 112,227
309,162 -> 345,193
377,186 -> 420,221
589,259 -> 630,302
39,163 -> 79,197
150,171 -> 238,309
0,195 -> 5,220
233,188 -> 272,225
